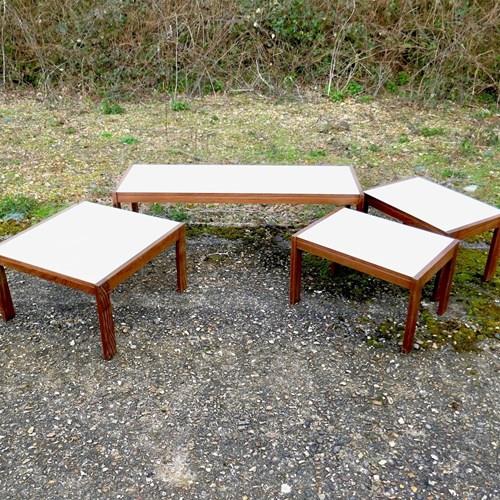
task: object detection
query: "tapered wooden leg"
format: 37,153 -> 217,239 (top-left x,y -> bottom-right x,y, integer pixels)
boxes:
289,237 -> 302,304
432,270 -> 442,301
483,227 -> 499,282
402,285 -> 422,353
175,227 -> 187,293
131,202 -> 139,213
96,287 -> 116,360
437,251 -> 457,315
0,266 -> 15,321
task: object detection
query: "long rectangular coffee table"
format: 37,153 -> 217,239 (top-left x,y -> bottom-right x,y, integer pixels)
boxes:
0,202 -> 187,360
364,177 -> 499,281
290,208 -> 459,352
112,164 -> 364,211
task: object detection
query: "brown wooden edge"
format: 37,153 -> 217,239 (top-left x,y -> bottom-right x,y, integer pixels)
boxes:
96,223 -> 186,291
365,191 -> 500,239
295,238 -> 414,289
111,192 -> 362,206
413,239 -> 460,285
0,255 -> 96,295
483,227 -> 499,282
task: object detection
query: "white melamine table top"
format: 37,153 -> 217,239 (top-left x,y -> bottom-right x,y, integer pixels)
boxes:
297,208 -> 456,279
115,164 -> 361,197
0,202 -> 181,285
365,177 -> 499,233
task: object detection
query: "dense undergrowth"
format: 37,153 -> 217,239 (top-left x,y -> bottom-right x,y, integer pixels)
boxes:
1,0 -> 498,102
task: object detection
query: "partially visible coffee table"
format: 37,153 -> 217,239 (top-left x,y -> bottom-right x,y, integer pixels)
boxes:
290,208 -> 459,353
364,177 -> 499,281
112,164 -> 364,211
0,202 -> 187,360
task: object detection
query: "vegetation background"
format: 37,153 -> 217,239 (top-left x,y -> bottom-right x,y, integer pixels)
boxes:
1,0 -> 498,102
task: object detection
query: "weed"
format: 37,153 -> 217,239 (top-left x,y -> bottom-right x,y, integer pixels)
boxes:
150,203 -> 164,216
171,100 -> 190,112
100,131 -> 113,139
167,205 -> 189,222
0,195 -> 38,220
420,127 -> 445,137
398,134 -> 410,143
460,138 -> 476,154
441,168 -> 466,179
328,90 -> 345,103
368,144 -> 381,153
65,127 -> 77,135
100,100 -> 125,115
0,195 -> 63,223
346,81 -> 363,97
307,149 -> 327,159
119,135 -> 139,145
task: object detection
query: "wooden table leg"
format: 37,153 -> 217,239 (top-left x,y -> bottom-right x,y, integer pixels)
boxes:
483,227 -> 499,282
112,193 -> 121,209
131,202 -> 139,213
357,196 -> 367,212
0,266 -> 15,321
96,287 -> 116,360
437,251 -> 457,315
289,238 -> 302,305
432,270 -> 442,301
176,227 -> 187,293
402,285 -> 422,353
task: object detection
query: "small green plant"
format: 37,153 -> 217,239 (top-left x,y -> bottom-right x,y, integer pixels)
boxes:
0,195 -> 37,220
346,81 -> 364,97
420,127 -> 445,137
170,100 -> 190,112
441,168 -> 467,179
119,135 -> 139,145
0,196 -> 62,222
100,100 -> 125,115
328,90 -> 345,103
167,205 -> 188,222
368,144 -> 381,152
100,131 -> 113,139
307,149 -> 327,159
460,138 -> 476,154
398,134 -> 410,143
65,127 -> 77,135
150,203 -> 164,216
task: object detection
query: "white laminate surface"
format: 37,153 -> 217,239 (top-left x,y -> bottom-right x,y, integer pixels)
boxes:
298,209 -> 455,278
365,177 -> 499,233
0,202 -> 181,285
116,164 -> 361,196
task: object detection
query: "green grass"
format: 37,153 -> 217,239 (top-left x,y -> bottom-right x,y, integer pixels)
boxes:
420,127 -> 446,137
119,135 -> 139,145
170,100 -> 190,112
100,100 -> 125,115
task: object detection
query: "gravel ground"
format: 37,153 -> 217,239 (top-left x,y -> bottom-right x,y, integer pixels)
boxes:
0,232 -> 498,499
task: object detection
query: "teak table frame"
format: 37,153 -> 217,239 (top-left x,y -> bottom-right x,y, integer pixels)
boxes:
364,181 -> 499,282
289,211 -> 459,353
0,210 -> 187,360
112,164 -> 365,212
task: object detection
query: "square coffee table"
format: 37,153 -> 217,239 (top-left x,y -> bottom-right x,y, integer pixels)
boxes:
290,209 -> 459,352
364,177 -> 499,281
112,164 -> 364,211
0,202 -> 187,360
